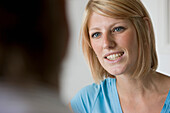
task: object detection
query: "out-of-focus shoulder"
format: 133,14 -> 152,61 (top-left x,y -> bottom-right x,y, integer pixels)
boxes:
75,78 -> 115,97
70,78 -> 116,113
156,72 -> 170,92
161,73 -> 170,88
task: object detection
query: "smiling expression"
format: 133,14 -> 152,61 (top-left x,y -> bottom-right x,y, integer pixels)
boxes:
88,12 -> 138,77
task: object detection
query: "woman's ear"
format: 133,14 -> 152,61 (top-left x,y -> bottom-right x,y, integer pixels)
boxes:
143,17 -> 151,33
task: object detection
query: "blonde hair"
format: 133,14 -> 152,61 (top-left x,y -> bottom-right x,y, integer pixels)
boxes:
81,0 -> 158,83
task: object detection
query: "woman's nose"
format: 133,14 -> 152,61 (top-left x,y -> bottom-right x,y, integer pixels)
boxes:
103,33 -> 116,49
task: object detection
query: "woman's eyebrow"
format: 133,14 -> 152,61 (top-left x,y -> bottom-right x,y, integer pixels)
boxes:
89,21 -> 125,31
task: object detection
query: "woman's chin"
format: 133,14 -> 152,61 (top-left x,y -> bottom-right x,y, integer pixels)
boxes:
106,65 -> 127,77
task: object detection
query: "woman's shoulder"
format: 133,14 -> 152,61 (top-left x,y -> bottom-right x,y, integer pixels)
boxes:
72,77 -> 116,99
154,72 -> 170,97
156,72 -> 170,90
70,78 -> 116,112
73,82 -> 100,100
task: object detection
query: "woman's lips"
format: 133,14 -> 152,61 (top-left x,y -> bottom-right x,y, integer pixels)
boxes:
104,52 -> 124,62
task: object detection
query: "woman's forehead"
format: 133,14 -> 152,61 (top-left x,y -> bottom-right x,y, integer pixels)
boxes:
88,12 -> 131,28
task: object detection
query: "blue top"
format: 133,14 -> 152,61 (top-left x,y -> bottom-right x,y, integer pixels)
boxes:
71,78 -> 170,113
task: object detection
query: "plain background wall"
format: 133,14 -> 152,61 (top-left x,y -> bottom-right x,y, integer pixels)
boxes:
60,0 -> 170,105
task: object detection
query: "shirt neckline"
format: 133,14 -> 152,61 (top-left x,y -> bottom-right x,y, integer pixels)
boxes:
161,90 -> 170,113
111,78 -> 170,113
110,78 -> 123,113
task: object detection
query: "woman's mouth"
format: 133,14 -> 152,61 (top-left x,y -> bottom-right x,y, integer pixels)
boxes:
105,52 -> 124,61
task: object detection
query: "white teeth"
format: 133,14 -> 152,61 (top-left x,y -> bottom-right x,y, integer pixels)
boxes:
106,53 -> 122,60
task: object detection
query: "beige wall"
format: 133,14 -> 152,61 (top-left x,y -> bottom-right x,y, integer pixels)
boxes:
142,0 -> 170,75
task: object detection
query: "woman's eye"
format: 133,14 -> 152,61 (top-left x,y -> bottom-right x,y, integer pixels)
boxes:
91,32 -> 101,38
113,26 -> 125,33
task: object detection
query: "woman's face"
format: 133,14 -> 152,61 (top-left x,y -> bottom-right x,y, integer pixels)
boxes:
88,12 -> 138,77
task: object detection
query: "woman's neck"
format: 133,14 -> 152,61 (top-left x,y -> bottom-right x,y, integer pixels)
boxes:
115,71 -> 158,98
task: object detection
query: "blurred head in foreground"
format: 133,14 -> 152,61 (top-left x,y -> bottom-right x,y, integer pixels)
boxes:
0,0 -> 69,90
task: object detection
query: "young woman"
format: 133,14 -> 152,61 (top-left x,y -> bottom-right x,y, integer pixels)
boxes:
70,0 -> 170,113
